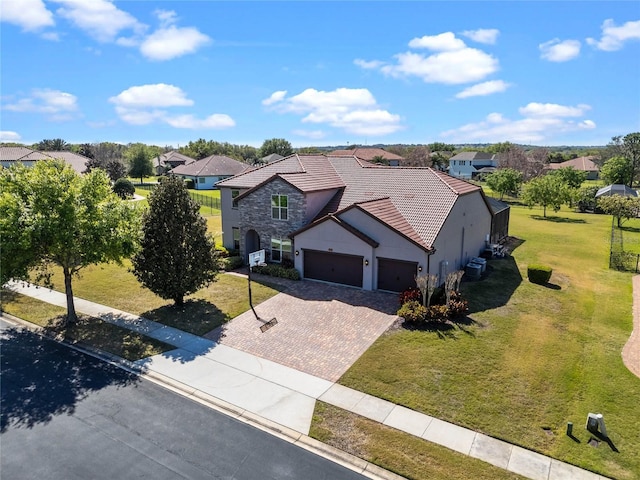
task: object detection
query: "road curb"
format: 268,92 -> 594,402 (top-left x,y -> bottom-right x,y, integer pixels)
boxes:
1,314 -> 406,480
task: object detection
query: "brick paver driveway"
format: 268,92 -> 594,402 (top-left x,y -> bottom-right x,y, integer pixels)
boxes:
206,277 -> 399,382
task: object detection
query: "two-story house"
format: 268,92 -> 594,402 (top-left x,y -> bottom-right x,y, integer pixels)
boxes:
448,152 -> 498,179
217,154 -> 496,292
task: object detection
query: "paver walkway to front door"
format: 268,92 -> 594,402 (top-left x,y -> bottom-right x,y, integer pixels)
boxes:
206,280 -> 399,382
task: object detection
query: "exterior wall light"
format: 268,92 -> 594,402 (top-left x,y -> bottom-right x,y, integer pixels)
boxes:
418,265 -> 423,272
364,259 -> 369,266
295,250 -> 299,256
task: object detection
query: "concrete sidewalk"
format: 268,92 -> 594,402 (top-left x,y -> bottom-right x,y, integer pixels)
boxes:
4,281 -> 608,480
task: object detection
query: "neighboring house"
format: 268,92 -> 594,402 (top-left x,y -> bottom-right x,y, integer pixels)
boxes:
171,154 -> 251,190
152,151 -> 196,175
545,156 -> 599,180
260,153 -> 284,164
596,184 -> 638,198
448,152 -> 498,179
217,154 -> 496,292
329,147 -> 404,166
0,146 -> 90,174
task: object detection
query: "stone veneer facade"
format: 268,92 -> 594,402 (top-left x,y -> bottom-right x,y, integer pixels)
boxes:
237,178 -> 307,261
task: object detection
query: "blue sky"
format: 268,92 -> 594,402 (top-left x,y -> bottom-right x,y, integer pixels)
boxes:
1,1 -> 639,148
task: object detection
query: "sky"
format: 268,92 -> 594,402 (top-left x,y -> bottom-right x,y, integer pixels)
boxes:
1,1 -> 639,149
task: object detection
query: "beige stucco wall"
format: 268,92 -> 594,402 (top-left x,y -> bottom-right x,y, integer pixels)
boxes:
304,189 -> 340,222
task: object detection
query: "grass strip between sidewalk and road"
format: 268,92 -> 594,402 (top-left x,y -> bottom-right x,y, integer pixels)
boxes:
1,291 -> 174,361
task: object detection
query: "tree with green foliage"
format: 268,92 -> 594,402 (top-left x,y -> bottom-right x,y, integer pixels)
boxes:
36,138 -> 69,151
549,166 -> 587,190
575,185 -> 600,212
598,195 -> 640,228
600,156 -> 633,185
259,138 -> 293,158
608,133 -> 640,186
113,178 -> 135,199
0,160 -> 140,324
485,142 -> 514,154
427,142 -> 455,152
485,168 -> 523,200
126,144 -> 153,183
132,176 -> 219,306
521,174 -> 570,217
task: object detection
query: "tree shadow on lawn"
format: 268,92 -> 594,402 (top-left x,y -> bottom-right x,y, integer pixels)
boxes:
0,326 -> 138,433
531,215 -> 586,224
401,316 -> 478,340
140,299 -> 231,337
620,225 -> 640,233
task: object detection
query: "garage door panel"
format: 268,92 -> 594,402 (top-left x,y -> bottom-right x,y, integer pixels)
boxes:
304,250 -> 363,287
377,258 -> 418,292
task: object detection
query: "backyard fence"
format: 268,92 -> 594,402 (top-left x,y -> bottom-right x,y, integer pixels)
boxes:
609,217 -> 640,273
135,183 -> 221,212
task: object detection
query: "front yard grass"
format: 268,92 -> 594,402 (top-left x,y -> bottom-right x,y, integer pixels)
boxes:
324,205 -> 640,480
1,291 -> 173,361
33,263 -> 282,336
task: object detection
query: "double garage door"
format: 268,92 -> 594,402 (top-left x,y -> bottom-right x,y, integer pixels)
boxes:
303,250 -> 363,287
303,250 -> 418,292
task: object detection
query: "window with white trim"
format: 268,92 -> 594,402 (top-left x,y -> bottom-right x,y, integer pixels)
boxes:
271,237 -> 292,263
271,194 -> 288,220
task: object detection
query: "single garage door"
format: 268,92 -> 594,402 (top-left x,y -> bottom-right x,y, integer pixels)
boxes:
304,250 -> 363,287
377,258 -> 418,292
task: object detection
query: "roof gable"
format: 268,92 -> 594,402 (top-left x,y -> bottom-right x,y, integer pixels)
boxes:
171,155 -> 249,176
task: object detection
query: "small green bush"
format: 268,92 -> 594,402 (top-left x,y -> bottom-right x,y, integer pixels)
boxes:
425,304 -> 450,322
527,264 -> 552,285
222,256 -> 244,271
112,178 -> 135,199
397,300 -> 427,322
252,263 -> 300,280
214,244 -> 229,258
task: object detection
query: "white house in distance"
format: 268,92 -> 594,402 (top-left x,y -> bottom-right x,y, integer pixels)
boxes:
217,154 -> 498,292
448,152 -> 498,179
170,154 -> 251,190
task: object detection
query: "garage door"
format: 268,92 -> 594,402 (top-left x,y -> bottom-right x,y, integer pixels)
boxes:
303,250 -> 363,287
377,258 -> 418,292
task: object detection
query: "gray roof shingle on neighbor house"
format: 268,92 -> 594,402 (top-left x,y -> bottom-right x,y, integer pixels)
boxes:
449,151 -> 496,161
220,154 -> 486,251
0,146 -> 90,174
546,156 -> 599,172
42,151 -> 91,174
261,153 -> 284,163
171,155 -> 250,177
0,146 -> 35,161
153,151 -> 196,169
328,147 -> 404,162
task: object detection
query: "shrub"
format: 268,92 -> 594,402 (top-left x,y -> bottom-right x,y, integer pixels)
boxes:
424,304 -> 450,322
447,291 -> 469,318
528,264 -> 552,285
112,178 -> 135,199
222,255 -> 244,271
214,244 -> 229,258
399,287 -> 421,305
252,263 -> 300,280
184,178 -> 195,189
397,300 -> 427,322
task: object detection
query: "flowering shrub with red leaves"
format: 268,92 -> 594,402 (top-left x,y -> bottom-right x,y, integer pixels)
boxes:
398,287 -> 421,305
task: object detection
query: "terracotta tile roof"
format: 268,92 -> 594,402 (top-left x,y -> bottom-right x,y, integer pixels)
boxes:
546,156 -> 599,172
171,155 -> 250,177
220,154 -> 484,251
329,147 -> 404,161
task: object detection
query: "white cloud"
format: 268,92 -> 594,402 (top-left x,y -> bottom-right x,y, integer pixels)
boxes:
0,0 -> 54,31
109,84 -> 194,108
461,29 -> 499,45
165,114 -> 235,129
41,31 -> 60,41
262,91 -> 287,106
0,131 -> 22,142
52,0 -> 145,43
263,88 -> 402,136
441,102 -> 595,143
3,88 -> 79,121
455,80 -> 511,99
518,102 -> 590,117
109,84 -> 233,130
408,32 -> 466,51
539,39 -> 581,62
154,9 -> 178,28
292,129 -> 326,139
587,19 -> 640,51
140,25 -> 211,61
353,59 -> 386,69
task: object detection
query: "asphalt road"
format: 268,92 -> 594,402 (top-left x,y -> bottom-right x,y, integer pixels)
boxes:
0,319 -> 367,480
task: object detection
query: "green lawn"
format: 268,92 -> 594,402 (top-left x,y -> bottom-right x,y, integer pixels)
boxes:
134,187 -> 221,216
322,205 -> 640,480
1,291 -> 173,361
35,262 -> 283,336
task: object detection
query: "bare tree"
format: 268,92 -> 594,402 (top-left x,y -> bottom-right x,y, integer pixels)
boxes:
415,273 -> 439,307
404,145 -> 432,167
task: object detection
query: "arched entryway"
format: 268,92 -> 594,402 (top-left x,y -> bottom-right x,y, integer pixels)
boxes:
245,229 -> 260,262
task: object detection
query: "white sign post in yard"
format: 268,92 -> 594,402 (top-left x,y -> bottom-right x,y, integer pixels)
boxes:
247,250 -> 278,332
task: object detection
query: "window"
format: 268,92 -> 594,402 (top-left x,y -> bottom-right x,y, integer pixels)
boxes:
271,237 -> 292,263
271,194 -> 288,220
232,227 -> 240,250
232,189 -> 240,209
198,177 -> 205,183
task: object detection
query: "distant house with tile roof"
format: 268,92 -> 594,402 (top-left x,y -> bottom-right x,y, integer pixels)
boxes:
329,147 -> 404,166
545,156 -> 599,180
0,146 -> 90,174
170,154 -> 251,190
448,152 -> 499,179
152,151 -> 196,175
260,153 -> 284,164
217,154 -> 496,291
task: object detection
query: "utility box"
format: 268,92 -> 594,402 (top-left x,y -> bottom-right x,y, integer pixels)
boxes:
470,257 -> 487,273
586,413 -> 607,436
